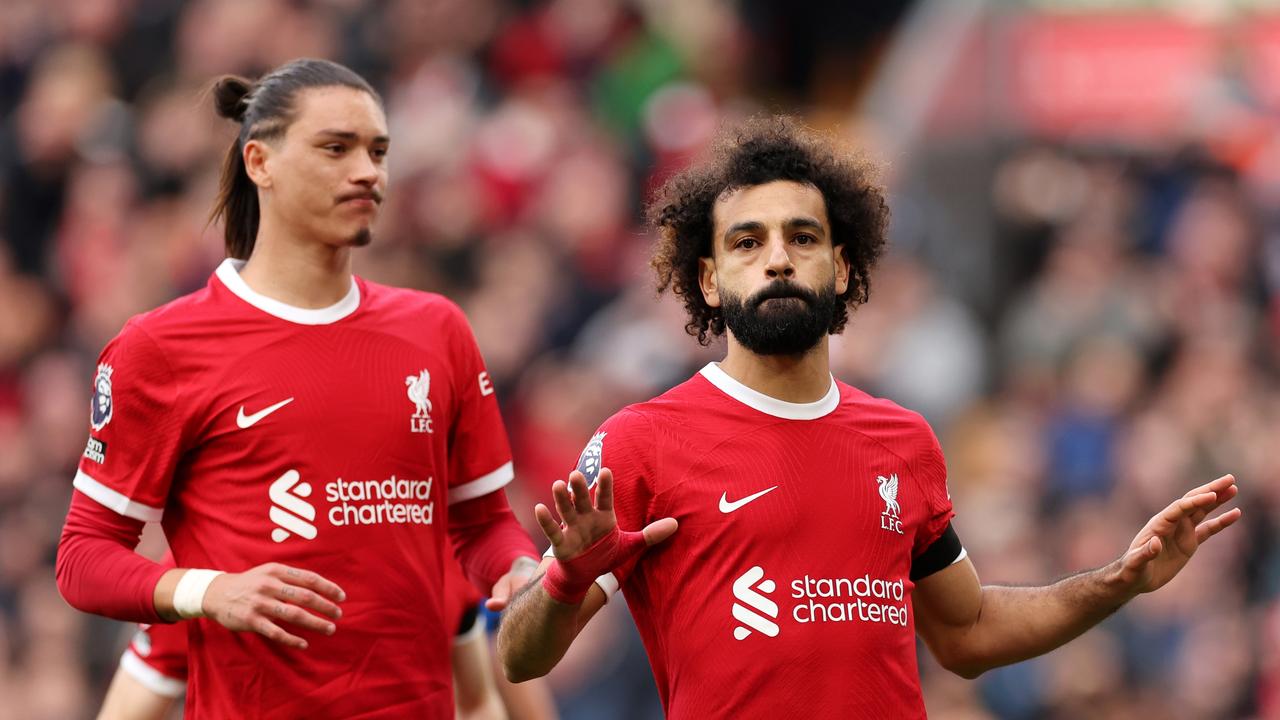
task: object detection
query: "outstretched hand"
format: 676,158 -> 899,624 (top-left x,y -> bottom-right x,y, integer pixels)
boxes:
1115,474 -> 1242,595
534,468 -> 677,562
532,468 -> 677,604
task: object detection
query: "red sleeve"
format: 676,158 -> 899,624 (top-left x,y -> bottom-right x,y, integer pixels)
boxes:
544,409 -> 654,597
120,620 -> 189,697
447,489 -> 537,591
74,321 -> 189,520
910,422 -> 955,559
440,302 -> 514,505
55,490 -> 170,623
443,552 -> 483,634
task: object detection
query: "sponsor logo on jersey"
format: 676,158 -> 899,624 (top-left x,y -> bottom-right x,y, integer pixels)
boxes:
268,470 -> 437,541
405,369 -> 434,433
876,473 -> 904,535
269,470 -> 317,542
791,573 -> 909,626
83,437 -> 107,464
91,364 -> 114,431
731,566 -> 909,639
326,475 -> 435,528
575,432 -> 607,486
731,566 -> 779,640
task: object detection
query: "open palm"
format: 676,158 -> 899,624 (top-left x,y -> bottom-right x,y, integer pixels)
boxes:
1117,474 -> 1241,594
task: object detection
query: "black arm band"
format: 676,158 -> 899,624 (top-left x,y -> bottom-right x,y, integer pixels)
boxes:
909,523 -> 964,581
454,602 -> 479,637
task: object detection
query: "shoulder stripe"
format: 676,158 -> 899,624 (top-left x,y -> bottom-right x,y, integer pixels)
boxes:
74,470 -> 163,522
447,461 -> 514,505
119,648 -> 187,697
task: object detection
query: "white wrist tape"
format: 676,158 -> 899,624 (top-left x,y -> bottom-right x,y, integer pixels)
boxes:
173,569 -> 224,619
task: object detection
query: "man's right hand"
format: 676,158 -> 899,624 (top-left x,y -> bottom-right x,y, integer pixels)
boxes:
201,563 -> 346,650
533,468 -> 677,604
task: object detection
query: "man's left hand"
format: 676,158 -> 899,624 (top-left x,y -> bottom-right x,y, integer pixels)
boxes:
1114,474 -> 1242,595
486,556 -> 540,611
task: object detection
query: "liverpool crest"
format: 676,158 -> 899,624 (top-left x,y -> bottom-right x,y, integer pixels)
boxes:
405,369 -> 434,433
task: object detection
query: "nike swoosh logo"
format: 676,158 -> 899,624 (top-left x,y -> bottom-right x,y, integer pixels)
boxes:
236,398 -> 294,429
719,485 -> 778,513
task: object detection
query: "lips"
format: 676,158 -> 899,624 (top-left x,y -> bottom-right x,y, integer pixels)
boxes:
337,191 -> 382,206
751,284 -> 813,308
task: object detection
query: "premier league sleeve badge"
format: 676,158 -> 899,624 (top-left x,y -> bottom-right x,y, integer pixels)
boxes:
575,432 -> 607,487
91,363 -> 114,431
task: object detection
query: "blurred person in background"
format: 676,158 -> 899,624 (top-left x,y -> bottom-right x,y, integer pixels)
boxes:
53,57 -> 539,718
496,116 -> 1242,719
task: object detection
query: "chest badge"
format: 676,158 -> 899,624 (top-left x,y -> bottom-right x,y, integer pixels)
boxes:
877,474 -> 904,535
406,369 -> 434,434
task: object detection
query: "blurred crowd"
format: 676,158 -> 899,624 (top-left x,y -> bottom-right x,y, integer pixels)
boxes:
0,1 -> 1276,719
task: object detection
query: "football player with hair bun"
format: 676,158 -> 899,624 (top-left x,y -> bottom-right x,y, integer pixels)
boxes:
56,58 -> 539,719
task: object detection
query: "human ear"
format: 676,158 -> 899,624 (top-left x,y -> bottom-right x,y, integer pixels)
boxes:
832,243 -> 850,295
243,139 -> 273,190
699,256 -> 721,308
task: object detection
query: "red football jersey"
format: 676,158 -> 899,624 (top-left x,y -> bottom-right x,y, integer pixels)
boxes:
577,363 -> 956,719
117,552 -> 487,704
75,259 -> 513,719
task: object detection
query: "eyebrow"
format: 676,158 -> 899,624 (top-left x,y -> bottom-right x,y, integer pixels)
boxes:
722,216 -> 826,244
314,129 -> 391,143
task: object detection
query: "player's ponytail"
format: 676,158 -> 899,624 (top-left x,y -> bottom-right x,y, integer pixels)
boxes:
211,75 -> 258,260
208,59 -> 381,260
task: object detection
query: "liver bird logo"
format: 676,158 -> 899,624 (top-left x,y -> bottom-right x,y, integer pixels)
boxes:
877,474 -> 900,517
405,369 -> 432,417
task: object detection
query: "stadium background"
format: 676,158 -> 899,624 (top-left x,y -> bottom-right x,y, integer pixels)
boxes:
0,0 -> 1278,717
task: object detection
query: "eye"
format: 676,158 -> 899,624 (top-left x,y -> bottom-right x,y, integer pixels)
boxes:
323,144 -> 345,155
737,237 -> 759,250
794,234 -> 815,245
371,147 -> 388,160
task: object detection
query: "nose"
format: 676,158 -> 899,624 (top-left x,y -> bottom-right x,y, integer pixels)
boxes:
764,235 -> 795,280
350,151 -> 380,187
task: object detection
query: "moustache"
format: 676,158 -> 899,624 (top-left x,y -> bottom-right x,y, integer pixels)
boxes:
749,282 -> 817,309
337,189 -> 384,204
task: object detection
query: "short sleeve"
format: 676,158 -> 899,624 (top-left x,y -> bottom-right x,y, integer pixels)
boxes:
546,408 -> 654,598
441,303 -> 514,505
120,622 -> 189,697
910,422 -> 954,559
74,322 -> 188,521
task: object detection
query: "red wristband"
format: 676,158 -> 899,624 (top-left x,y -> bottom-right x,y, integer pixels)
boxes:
541,526 -> 646,604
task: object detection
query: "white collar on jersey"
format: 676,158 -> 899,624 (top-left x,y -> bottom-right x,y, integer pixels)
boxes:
214,258 -> 360,325
699,362 -> 839,420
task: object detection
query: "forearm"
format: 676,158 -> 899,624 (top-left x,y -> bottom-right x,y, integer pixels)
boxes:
941,562 -> 1133,677
450,490 -> 538,590
496,570 -> 599,682
56,490 -> 172,623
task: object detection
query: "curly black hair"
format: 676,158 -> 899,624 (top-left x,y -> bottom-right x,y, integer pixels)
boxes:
647,115 -> 890,345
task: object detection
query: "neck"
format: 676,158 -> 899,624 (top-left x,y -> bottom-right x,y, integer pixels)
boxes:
238,213 -> 353,308
717,335 -> 832,403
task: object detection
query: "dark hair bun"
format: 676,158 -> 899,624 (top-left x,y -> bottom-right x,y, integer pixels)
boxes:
212,75 -> 253,122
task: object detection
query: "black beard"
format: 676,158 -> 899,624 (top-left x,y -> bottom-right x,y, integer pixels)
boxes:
351,228 -> 373,247
720,279 -> 839,356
